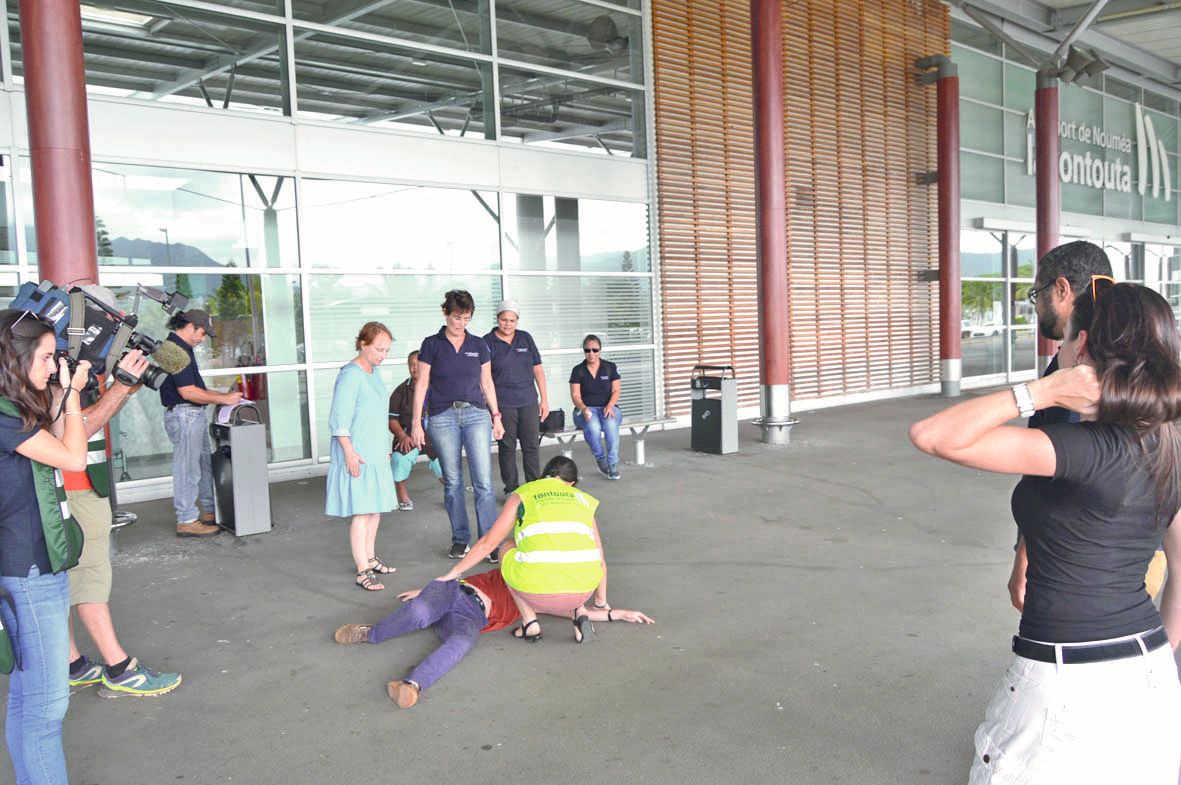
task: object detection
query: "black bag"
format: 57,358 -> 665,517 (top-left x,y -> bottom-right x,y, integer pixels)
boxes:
540,408 -> 565,437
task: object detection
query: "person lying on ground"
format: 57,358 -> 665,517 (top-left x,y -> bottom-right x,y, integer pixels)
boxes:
333,567 -> 653,709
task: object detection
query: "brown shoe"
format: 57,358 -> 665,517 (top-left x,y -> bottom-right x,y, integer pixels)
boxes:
333,624 -> 373,644
176,520 -> 221,538
199,512 -> 217,524
387,680 -> 419,709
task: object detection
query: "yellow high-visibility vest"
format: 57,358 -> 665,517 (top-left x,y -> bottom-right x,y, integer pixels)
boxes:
500,477 -> 603,596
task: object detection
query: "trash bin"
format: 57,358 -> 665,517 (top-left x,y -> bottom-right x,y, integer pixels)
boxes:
690,365 -> 738,454
210,401 -> 272,536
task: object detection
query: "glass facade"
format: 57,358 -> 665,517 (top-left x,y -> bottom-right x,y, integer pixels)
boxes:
953,22 -> 1181,382
5,0 -> 647,157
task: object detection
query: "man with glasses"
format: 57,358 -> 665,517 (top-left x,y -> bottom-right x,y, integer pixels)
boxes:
1010,240 -> 1154,609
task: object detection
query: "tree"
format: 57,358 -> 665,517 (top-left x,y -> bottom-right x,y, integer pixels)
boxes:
95,218 -> 114,259
211,268 -> 250,321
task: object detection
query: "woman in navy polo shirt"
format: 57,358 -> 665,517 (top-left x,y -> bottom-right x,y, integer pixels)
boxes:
568,334 -> 622,480
411,291 -> 505,560
484,299 -> 549,495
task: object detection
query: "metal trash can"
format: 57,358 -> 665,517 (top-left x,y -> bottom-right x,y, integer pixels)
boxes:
210,402 -> 272,536
690,365 -> 738,454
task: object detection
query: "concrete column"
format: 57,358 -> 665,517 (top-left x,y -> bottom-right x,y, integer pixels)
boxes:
20,0 -> 98,286
1035,70 -> 1060,372
751,0 -> 794,445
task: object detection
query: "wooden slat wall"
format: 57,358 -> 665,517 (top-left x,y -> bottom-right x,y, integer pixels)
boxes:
652,0 -> 948,415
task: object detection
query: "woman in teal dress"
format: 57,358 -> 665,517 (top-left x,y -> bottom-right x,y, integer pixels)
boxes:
326,322 -> 397,591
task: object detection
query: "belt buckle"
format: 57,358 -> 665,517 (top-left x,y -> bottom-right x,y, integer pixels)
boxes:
453,401 -> 470,409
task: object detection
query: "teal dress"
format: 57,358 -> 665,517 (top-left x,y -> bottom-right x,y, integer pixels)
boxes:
325,362 -> 396,516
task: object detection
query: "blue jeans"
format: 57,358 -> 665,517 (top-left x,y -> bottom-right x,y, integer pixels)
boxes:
367,579 -> 485,691
163,405 -> 215,524
0,566 -> 70,785
427,407 -> 496,545
579,406 -> 622,466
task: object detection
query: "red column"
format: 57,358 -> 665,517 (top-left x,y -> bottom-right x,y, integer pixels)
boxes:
936,65 -> 961,397
1035,71 -> 1060,370
751,0 -> 794,445
20,0 -> 98,287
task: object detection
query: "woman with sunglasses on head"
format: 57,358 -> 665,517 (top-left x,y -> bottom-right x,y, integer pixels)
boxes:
0,309 -> 92,785
569,334 -> 622,480
910,279 -> 1181,785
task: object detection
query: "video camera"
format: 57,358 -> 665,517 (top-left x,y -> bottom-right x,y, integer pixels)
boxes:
7,281 -> 191,391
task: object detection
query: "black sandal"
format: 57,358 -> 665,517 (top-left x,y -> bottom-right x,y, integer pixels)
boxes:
355,570 -> 384,591
512,619 -> 542,643
573,614 -> 595,644
368,556 -> 396,575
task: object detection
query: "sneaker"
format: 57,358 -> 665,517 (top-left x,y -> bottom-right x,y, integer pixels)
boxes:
69,656 -> 103,689
334,623 -> 374,644
176,520 -> 220,538
97,657 -> 182,698
486,549 -> 499,564
448,543 -> 470,559
596,459 -> 610,478
397,500 -> 414,512
608,464 -> 621,481
387,679 -> 420,709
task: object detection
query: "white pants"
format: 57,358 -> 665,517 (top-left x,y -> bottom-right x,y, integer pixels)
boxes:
969,643 -> 1181,785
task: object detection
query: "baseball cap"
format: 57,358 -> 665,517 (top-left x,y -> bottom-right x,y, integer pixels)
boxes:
182,308 -> 216,337
496,299 -> 521,318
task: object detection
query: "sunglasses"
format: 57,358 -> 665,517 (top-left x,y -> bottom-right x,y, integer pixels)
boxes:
8,310 -> 51,333
583,347 -> 600,353
1090,274 -> 1115,300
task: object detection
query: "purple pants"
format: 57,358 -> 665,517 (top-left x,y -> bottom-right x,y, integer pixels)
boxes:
366,579 -> 486,691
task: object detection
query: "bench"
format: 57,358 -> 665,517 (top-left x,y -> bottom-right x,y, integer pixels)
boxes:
541,417 -> 677,466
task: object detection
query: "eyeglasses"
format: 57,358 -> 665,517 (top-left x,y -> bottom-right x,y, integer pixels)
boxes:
583,347 -> 600,354
1027,281 -> 1054,304
1090,274 -> 1115,300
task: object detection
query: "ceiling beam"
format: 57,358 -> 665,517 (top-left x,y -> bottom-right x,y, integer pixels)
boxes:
1054,0 -> 1181,29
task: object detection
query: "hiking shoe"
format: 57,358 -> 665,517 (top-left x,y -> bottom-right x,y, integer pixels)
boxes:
69,656 -> 103,689
98,658 -> 182,698
448,543 -> 470,559
607,464 -> 621,481
486,549 -> 499,564
176,520 -> 220,538
387,680 -> 420,709
334,623 -> 374,644
397,500 -> 414,512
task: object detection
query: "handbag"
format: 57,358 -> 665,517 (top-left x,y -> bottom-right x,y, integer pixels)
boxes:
540,408 -> 565,437
0,587 -> 19,674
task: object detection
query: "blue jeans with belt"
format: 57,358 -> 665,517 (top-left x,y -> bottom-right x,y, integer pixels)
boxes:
0,565 -> 70,785
427,406 -> 496,545
367,579 -> 486,691
163,405 -> 215,524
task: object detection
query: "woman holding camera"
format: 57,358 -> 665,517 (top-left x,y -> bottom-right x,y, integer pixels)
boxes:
910,281 -> 1181,784
0,309 -> 91,785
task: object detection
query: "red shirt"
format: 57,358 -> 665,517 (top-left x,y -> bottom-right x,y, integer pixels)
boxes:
463,569 -> 518,634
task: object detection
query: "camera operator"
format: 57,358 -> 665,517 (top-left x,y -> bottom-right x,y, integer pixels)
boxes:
159,309 -> 241,538
61,333 -> 183,697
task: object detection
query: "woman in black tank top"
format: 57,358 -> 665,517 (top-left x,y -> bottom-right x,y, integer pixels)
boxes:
910,282 -> 1181,785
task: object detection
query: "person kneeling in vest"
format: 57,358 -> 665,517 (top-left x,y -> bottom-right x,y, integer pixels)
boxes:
333,567 -> 652,708
63,341 -> 182,698
437,455 -> 612,644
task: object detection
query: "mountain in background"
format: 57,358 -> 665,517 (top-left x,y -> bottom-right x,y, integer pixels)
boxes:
108,237 -> 221,267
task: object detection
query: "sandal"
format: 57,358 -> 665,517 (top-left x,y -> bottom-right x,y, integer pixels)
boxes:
355,570 -> 384,591
512,619 -> 542,643
573,614 -> 595,644
368,557 -> 396,575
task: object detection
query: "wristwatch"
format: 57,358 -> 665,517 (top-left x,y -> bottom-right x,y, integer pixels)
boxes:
1011,383 -> 1035,418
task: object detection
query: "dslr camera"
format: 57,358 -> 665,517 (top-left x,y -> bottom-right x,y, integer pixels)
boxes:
8,281 -> 189,390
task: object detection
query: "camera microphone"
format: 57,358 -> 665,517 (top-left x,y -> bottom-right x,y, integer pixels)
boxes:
153,340 -> 192,375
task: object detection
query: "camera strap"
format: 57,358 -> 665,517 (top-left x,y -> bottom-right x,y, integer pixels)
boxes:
104,322 -> 134,375
66,289 -> 87,361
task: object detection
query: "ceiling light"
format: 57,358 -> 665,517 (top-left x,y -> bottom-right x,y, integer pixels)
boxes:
79,5 -> 154,30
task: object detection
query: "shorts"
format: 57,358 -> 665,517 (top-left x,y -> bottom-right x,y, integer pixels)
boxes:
66,489 -> 113,605
968,643 -> 1181,785
391,449 -> 442,483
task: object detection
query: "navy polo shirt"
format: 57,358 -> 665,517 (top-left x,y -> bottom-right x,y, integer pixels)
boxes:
418,327 -> 491,416
159,333 -> 206,409
0,412 -> 52,577
1027,354 -> 1079,429
484,329 -> 542,409
569,359 -> 620,408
